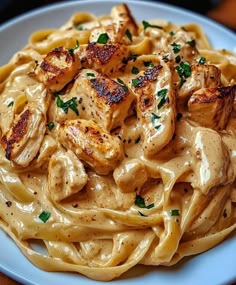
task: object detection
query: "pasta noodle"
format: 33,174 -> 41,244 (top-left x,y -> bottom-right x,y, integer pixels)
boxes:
0,3 -> 235,281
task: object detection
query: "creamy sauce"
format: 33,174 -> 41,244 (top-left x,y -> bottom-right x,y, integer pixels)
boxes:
0,4 -> 236,281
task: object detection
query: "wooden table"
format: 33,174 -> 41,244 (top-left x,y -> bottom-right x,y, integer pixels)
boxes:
0,273 -> 21,285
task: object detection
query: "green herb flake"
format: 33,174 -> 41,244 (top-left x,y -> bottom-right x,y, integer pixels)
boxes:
157,88 -> 168,109
135,194 -> 154,209
125,29 -> 133,42
97,33 -> 109,44
131,66 -> 139,74
175,61 -> 191,78
154,125 -> 161,130
187,39 -> 196,47
157,88 -> 168,98
7,101 -> 14,107
117,78 -> 128,92
76,25 -> 84,31
132,78 -> 140,88
158,97 -> 167,109
151,112 -> 161,124
142,20 -> 163,31
171,42 -> 181,54
56,96 -> 79,115
170,209 -> 179,216
68,40 -> 80,55
180,77 -> 186,88
47,121 -> 55,131
198,56 -> 206,64
175,55 -> 181,64
39,211 -> 51,223
143,61 -> 154,68
169,31 -> 175,36
86,72 -> 95,77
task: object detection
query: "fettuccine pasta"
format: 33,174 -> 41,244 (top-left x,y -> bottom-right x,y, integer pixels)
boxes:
0,4 -> 235,281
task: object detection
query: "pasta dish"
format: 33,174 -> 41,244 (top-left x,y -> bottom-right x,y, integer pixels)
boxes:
0,3 -> 235,281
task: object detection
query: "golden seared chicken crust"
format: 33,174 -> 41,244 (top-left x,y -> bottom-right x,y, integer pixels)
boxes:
84,42 -> 129,75
188,85 -> 236,130
56,68 -> 135,131
34,46 -> 81,92
58,119 -> 123,175
178,64 -> 222,98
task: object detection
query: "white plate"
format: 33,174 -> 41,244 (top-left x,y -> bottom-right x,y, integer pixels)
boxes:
0,1 -> 235,284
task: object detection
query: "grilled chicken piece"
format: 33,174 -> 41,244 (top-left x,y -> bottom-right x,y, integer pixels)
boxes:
1,107 -> 46,167
48,150 -> 88,202
191,128 -> 233,194
188,85 -> 236,130
0,84 -> 50,167
113,158 -> 148,193
84,43 -> 129,76
129,58 -> 176,157
34,135 -> 58,167
58,119 -> 123,175
89,4 -> 138,44
56,69 -> 135,131
34,46 -> 81,92
178,64 -> 221,98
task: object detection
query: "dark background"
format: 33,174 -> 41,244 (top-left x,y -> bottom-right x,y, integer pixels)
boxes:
1,0 -> 235,32
0,0 -> 224,25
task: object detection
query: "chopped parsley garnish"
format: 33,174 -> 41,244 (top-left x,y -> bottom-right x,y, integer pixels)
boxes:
76,25 -> 84,31
86,72 -> 95,77
97,33 -> 109,44
176,112 -> 182,121
170,209 -> 179,216
68,40 -> 79,55
171,42 -> 181,54
142,20 -> 163,31
154,125 -> 161,130
175,55 -> 181,64
143,61 -> 154,68
39,211 -> 51,223
198,56 -> 206,64
157,88 -> 168,98
151,112 -> 161,124
117,78 -> 128,92
47,121 -> 55,131
7,101 -> 14,107
169,31 -> 175,36
131,66 -> 139,74
175,61 -> 191,87
135,194 -> 154,209
187,39 -> 196,47
157,88 -> 168,109
56,95 -> 79,115
158,97 -> 167,109
132,78 -> 140,88
175,61 -> 191,78
125,29 -> 132,42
